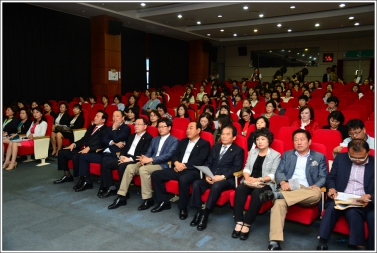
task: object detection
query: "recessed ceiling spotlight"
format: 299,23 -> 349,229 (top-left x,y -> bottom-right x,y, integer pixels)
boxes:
244,34 -> 247,35
302,54 -> 305,56
288,29 -> 292,32
354,22 -> 360,26
315,23 -> 320,27
101,3 -> 106,6
349,16 -> 354,20
290,6 -> 295,9
259,14 -> 264,18
197,21 -> 201,25
207,34 -> 211,36
254,29 -> 258,32
243,6 -> 248,10
297,53 -> 300,55
81,10 -> 86,13
309,56 -> 312,58
282,49 -> 285,51
233,33 -> 237,36
288,50 -> 291,52
218,14 -> 222,18
165,22 -> 169,24
305,48 -> 308,51
313,57 -> 317,60
339,3 -> 345,7
220,29 -> 224,32
141,3 -> 146,6
269,51 -> 272,52
178,14 -> 182,18
277,24 -> 282,27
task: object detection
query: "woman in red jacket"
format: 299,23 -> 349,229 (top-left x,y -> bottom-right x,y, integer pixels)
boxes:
291,105 -> 319,137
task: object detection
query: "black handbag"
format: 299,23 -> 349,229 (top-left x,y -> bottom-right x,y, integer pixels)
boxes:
54,125 -> 72,133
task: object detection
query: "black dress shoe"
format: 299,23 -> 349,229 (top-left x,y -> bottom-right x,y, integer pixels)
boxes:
97,185 -> 106,196
232,230 -> 241,238
316,245 -> 328,250
267,243 -> 282,250
75,182 -> 93,192
151,201 -> 171,213
99,188 -> 117,198
73,177 -> 84,190
108,196 -> 127,209
190,212 -> 202,227
197,214 -> 208,231
138,199 -> 155,211
53,175 -> 73,184
259,190 -> 275,203
179,209 -> 188,220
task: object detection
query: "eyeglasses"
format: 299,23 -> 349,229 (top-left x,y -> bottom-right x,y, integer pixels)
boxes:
157,125 -> 168,129
348,153 -> 368,162
348,130 -> 362,137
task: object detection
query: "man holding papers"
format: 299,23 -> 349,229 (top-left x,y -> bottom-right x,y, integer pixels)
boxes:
317,139 -> 374,250
151,122 -> 210,220
189,124 -> 244,231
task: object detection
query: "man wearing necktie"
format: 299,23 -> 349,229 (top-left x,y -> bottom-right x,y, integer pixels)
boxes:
53,110 -> 108,186
189,124 -> 244,231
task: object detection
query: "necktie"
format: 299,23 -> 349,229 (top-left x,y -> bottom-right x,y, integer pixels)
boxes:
91,126 -> 99,136
219,146 -> 228,161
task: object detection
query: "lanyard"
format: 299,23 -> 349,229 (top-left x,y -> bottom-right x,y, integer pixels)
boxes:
3,118 -> 12,130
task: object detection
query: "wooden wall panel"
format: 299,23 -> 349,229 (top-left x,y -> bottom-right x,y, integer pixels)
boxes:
189,40 -> 209,83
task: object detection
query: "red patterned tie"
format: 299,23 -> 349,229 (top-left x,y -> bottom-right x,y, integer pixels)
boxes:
91,126 -> 99,136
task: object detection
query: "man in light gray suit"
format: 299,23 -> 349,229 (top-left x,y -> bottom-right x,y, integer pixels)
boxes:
260,129 -> 327,250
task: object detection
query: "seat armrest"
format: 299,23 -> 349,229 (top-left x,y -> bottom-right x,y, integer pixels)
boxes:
233,170 -> 243,178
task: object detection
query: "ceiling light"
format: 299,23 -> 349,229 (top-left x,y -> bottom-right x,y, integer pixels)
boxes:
354,22 -> 360,26
244,34 -> 247,35
233,33 -> 237,36
290,6 -> 295,9
259,14 -> 264,18
220,29 -> 224,32
254,29 -> 258,32
207,34 -> 211,36
302,54 -> 305,56
178,14 -> 182,18
243,6 -> 248,10
81,10 -> 86,13
339,3 -> 345,7
288,50 -> 291,52
349,16 -> 354,20
309,56 -> 312,58
313,57 -> 317,60
197,21 -> 201,25
277,24 -> 282,27
218,14 -> 222,18
305,48 -> 308,51
297,53 -> 300,55
282,49 -> 285,51
288,29 -> 292,32
315,23 -> 320,27
141,3 -> 146,6
101,3 -> 106,6
269,51 -> 272,52
165,22 -> 169,24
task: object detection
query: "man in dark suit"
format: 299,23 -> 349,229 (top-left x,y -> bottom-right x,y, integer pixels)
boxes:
107,118 -> 179,210
98,117 -> 153,198
322,67 -> 332,83
317,139 -> 374,251
189,124 -> 244,231
53,110 -> 108,185
74,110 -> 130,192
151,122 -> 211,220
259,129 -> 327,250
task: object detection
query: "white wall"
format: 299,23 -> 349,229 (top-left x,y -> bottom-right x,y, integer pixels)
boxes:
218,36 -> 374,83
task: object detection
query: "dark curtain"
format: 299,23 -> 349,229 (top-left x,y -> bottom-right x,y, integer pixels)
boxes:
369,58 -> 374,80
3,3 -> 91,106
121,27 -> 147,93
149,34 -> 189,89
337,60 -> 343,80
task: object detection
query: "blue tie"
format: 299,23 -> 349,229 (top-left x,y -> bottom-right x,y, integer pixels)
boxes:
219,146 -> 228,161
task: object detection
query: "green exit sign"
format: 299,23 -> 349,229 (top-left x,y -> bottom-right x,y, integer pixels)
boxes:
344,50 -> 374,58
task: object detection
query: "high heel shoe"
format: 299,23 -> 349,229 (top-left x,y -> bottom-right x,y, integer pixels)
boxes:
6,162 -> 17,170
2,162 -> 10,169
240,224 -> 250,240
232,222 -> 243,238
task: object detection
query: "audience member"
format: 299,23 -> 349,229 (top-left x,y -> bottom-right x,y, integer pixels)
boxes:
261,101 -> 277,120
142,91 -> 160,116
198,112 -> 214,134
325,96 -> 339,113
247,116 -> 269,150
322,111 -> 348,140
238,108 -> 256,137
148,110 -> 161,127
113,94 -> 125,111
291,106 -> 319,137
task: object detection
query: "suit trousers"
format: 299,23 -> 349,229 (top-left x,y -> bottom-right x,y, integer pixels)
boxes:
117,163 -> 162,200
269,185 -> 321,241
318,200 -> 374,250
190,178 -> 234,211
58,149 -> 80,177
78,152 -> 107,177
152,168 -> 200,210
101,158 -> 135,188
233,183 -> 271,225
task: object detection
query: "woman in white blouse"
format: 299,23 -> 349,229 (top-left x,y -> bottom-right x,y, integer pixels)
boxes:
3,107 -> 48,170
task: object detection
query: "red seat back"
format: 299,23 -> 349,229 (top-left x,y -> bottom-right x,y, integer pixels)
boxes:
269,115 -> 290,138
171,128 -> 185,141
172,118 -> 190,132
312,129 -> 342,160
276,126 -> 297,151
146,126 -> 159,137
200,130 -> 214,148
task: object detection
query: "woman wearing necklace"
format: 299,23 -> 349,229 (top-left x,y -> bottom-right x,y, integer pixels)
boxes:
291,105 -> 319,137
261,101 -> 277,119
3,107 -> 47,170
50,104 -> 84,157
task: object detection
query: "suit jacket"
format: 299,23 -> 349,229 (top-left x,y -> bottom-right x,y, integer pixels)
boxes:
3,117 -> 20,134
55,112 -> 70,126
204,143 -> 244,181
101,123 -> 131,157
171,137 -> 211,170
74,124 -> 108,152
69,113 -> 85,129
322,73 -> 330,83
275,149 -> 327,189
243,148 -> 281,190
326,153 -> 374,204
120,132 -> 153,161
145,134 -> 179,169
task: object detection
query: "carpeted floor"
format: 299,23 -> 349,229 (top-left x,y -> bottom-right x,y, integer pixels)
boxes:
2,157 -> 352,251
